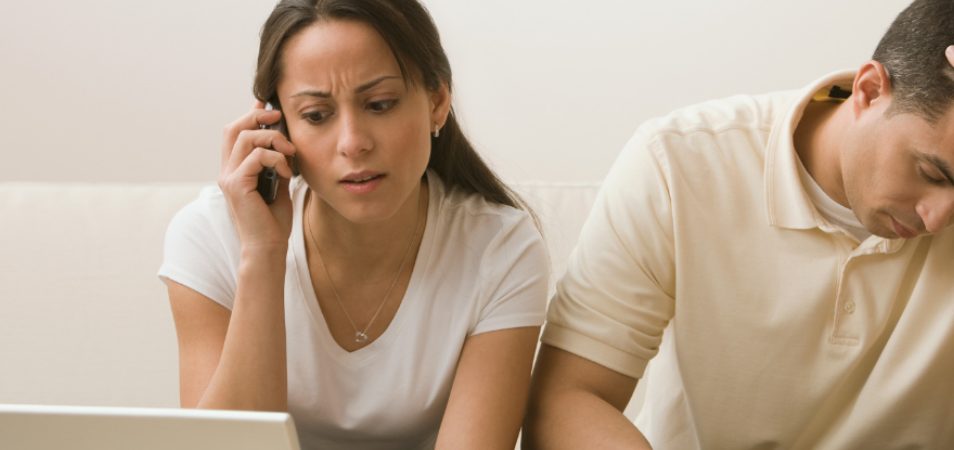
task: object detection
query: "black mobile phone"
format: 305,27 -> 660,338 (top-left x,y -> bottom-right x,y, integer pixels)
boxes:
256,103 -> 284,204
257,167 -> 279,204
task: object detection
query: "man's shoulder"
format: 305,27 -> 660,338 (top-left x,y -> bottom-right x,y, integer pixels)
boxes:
610,89 -> 802,182
637,89 -> 800,143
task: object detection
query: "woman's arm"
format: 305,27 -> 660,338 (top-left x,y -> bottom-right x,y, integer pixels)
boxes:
166,247 -> 288,411
166,102 -> 297,411
435,326 -> 541,450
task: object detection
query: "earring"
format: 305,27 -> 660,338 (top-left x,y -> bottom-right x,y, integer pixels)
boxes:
432,126 -> 440,138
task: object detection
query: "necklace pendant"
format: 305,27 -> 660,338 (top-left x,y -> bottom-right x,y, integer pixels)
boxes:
354,331 -> 369,343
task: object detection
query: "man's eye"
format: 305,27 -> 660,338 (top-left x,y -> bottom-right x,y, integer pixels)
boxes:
918,165 -> 946,185
368,99 -> 398,113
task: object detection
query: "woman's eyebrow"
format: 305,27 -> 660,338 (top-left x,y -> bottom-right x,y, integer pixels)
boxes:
356,75 -> 402,94
291,75 -> 402,99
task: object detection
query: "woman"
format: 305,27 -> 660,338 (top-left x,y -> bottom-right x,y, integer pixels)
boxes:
158,0 -> 548,449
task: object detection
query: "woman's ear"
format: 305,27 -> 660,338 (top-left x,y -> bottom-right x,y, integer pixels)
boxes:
850,60 -> 892,118
429,82 -> 452,132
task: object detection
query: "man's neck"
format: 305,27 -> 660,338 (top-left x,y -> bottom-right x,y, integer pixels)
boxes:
793,99 -> 851,207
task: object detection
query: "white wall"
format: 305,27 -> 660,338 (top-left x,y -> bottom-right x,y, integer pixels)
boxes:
1,0 -> 910,183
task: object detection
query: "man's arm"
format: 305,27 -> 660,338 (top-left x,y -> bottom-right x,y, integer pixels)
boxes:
523,345 -> 652,450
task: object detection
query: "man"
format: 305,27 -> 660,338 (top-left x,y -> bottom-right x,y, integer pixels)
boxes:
524,0 -> 954,448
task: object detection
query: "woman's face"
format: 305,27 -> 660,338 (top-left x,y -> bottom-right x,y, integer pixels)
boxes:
276,19 -> 449,224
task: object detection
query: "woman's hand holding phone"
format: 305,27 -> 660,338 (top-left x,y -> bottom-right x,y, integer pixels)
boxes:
218,100 -> 297,254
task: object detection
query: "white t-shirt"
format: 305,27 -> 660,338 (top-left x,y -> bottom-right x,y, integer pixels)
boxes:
158,171 -> 548,450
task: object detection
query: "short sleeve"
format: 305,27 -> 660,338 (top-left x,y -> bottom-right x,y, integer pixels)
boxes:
157,186 -> 240,310
470,211 -> 550,336
542,125 -> 677,379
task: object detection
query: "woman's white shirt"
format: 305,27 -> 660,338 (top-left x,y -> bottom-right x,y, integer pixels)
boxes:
158,171 -> 548,450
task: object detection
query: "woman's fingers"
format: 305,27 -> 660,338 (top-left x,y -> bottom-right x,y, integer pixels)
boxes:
220,107 -> 288,166
223,129 -> 296,174
218,105 -> 296,201
214,102 -> 296,247
238,148 -> 294,182
255,149 -> 295,180
218,148 -> 293,199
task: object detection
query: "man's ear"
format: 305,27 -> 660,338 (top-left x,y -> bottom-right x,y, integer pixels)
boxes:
429,82 -> 452,132
850,60 -> 893,118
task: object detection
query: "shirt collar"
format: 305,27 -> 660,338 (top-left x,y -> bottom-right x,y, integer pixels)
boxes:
763,70 -> 856,231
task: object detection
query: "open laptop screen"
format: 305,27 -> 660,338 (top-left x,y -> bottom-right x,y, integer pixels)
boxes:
0,404 -> 301,450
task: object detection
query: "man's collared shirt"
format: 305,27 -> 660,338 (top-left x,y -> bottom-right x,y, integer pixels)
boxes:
543,71 -> 954,449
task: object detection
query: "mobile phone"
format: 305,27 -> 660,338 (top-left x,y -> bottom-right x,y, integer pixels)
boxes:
257,167 -> 279,204
256,102 -> 284,204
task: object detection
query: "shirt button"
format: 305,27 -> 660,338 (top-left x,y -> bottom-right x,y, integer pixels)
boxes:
844,300 -> 856,314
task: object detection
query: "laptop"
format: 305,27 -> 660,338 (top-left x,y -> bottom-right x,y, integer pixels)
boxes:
0,404 -> 301,450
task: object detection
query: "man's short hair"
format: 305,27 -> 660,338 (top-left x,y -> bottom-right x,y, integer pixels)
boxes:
873,0 -> 954,122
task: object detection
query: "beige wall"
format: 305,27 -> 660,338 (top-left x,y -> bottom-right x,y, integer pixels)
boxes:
1,0 -> 910,184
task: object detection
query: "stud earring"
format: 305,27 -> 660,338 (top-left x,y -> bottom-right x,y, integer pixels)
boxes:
433,126 -> 440,138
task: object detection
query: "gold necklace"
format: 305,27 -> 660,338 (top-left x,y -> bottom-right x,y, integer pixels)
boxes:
306,187 -> 424,344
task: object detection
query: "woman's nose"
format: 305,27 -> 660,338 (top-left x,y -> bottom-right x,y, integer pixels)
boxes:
335,113 -> 373,158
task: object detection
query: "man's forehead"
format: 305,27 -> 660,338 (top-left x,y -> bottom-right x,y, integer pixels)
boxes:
891,107 -> 954,167
934,106 -> 954,149
928,123 -> 954,173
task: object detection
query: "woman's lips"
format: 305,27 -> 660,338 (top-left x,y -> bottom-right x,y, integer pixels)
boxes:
339,173 -> 385,194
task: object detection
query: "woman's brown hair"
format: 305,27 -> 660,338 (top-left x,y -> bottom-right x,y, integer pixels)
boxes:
253,0 -> 531,212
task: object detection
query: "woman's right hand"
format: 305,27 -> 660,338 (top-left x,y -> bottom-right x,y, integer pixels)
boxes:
219,100 -> 298,254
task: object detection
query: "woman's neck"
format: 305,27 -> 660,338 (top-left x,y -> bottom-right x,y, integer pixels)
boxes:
304,179 -> 428,278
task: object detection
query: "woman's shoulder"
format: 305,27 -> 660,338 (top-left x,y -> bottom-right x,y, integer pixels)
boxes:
425,173 -> 549,332
430,173 -> 536,240
167,176 -> 309,247
159,185 -> 242,307
167,185 -> 233,236
428,173 -> 543,265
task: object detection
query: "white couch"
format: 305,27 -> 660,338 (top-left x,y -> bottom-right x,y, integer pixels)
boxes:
1,181 -> 623,411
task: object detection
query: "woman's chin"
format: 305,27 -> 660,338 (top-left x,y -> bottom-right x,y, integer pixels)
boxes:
325,200 -> 402,226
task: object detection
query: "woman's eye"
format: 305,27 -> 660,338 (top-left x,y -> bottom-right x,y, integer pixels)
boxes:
303,110 -> 331,124
368,99 -> 398,113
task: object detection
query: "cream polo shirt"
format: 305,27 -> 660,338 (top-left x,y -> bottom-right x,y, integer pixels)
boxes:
543,71 -> 954,449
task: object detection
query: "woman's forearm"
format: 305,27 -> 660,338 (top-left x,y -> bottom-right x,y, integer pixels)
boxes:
196,247 -> 289,411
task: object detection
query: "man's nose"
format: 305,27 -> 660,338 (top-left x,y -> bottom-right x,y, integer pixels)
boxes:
916,192 -> 954,234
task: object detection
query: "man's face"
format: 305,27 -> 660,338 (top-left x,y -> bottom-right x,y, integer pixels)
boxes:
843,104 -> 954,239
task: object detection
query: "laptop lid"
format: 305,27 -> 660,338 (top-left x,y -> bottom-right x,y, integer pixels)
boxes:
0,404 -> 301,450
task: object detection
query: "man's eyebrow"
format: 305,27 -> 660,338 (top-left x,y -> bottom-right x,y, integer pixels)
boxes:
291,75 -> 402,99
919,152 -> 954,185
